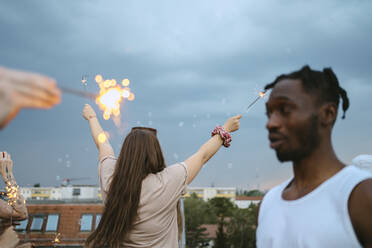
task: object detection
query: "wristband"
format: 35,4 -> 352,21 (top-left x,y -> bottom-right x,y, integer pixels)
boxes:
211,126 -> 232,147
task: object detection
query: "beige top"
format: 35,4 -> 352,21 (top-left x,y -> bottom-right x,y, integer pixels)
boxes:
99,156 -> 188,248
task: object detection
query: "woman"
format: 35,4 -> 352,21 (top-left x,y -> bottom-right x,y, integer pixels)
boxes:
82,104 -> 241,247
0,152 -> 28,248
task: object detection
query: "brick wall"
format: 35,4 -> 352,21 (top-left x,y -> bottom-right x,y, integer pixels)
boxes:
18,203 -> 104,247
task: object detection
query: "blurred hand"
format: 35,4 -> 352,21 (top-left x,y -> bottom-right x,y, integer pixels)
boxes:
0,152 -> 12,182
223,114 -> 242,133
0,226 -> 19,248
82,104 -> 97,120
16,243 -> 33,248
0,66 -> 61,129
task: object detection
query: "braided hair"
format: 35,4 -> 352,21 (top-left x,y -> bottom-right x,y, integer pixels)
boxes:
264,65 -> 350,120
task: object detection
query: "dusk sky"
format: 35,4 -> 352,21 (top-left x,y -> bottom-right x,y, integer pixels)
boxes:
1,0 -> 371,190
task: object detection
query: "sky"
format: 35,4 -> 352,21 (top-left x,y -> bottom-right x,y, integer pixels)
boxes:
0,0 -> 371,190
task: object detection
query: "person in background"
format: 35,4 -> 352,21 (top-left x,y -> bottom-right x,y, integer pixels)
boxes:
82,104 -> 241,248
0,66 -> 60,129
0,226 -> 19,248
257,66 -> 372,248
0,152 -> 27,220
0,152 -> 30,248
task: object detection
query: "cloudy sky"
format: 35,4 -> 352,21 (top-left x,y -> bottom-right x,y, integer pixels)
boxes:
0,0 -> 371,190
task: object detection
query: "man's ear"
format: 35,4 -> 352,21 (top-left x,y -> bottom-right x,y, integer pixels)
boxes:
319,103 -> 338,127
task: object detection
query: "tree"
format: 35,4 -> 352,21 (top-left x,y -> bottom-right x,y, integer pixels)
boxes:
226,203 -> 258,248
184,193 -> 217,247
236,189 -> 264,197
208,198 -> 235,248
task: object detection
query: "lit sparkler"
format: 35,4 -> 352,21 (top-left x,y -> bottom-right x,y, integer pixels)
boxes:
60,87 -> 97,100
246,90 -> 266,111
61,75 -> 135,121
53,233 -> 61,247
95,75 -> 135,120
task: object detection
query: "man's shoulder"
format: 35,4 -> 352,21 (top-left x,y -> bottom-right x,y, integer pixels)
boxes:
261,178 -> 291,203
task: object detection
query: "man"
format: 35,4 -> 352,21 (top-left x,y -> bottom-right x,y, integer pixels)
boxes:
256,66 -> 372,247
0,66 -> 60,129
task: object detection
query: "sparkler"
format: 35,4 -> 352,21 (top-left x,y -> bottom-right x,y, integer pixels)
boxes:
60,87 -> 97,100
95,75 -> 135,120
246,90 -> 266,111
61,75 -> 135,121
53,233 -> 61,247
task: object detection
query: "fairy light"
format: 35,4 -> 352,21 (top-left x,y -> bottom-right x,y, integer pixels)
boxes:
6,181 -> 18,206
6,181 -> 19,226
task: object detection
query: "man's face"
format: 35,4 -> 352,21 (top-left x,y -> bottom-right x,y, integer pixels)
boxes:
265,79 -> 321,162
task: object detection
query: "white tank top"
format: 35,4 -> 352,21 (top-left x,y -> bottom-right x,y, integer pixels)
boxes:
257,165 -> 372,248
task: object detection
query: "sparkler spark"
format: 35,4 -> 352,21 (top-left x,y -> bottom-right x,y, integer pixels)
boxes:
54,233 -> 61,243
95,74 -> 103,83
81,76 -> 87,86
98,132 -> 108,143
122,79 -> 130,87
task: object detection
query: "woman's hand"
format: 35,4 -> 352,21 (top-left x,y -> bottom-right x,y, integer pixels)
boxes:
223,114 -> 242,133
0,226 -> 19,248
82,104 -> 97,120
0,66 -> 60,129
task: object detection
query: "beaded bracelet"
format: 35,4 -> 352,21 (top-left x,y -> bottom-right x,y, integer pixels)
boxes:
211,126 -> 232,147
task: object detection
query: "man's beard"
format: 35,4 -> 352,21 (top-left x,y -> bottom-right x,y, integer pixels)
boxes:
276,114 -> 320,163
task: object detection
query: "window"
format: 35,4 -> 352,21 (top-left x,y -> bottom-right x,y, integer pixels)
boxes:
30,215 -> 45,231
15,218 -> 28,232
73,188 -> 81,196
46,214 -> 59,231
80,214 -> 93,231
95,214 -> 101,229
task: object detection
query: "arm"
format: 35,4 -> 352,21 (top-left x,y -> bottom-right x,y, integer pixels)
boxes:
185,114 -> 241,184
348,178 -> 372,248
0,152 -> 27,220
0,66 -> 60,129
0,226 -> 19,248
82,104 -> 114,161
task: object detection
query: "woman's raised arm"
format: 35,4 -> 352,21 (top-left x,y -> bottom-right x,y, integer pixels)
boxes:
82,104 -> 114,161
185,114 -> 241,184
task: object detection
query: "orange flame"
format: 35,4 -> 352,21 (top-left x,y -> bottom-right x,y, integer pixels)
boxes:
259,91 -> 265,98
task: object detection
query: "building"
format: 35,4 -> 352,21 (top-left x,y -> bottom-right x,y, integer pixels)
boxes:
16,201 -> 103,247
21,185 -> 101,201
16,199 -> 186,248
184,187 -> 236,201
21,186 -> 237,202
234,196 -> 263,208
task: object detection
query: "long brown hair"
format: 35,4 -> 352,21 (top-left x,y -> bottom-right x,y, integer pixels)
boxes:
86,127 -> 167,247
